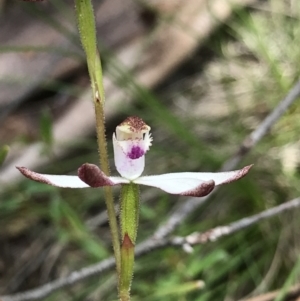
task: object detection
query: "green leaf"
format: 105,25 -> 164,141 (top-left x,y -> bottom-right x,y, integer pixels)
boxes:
74,0 -> 105,103
154,280 -> 205,297
74,0 -> 97,61
274,255 -> 300,301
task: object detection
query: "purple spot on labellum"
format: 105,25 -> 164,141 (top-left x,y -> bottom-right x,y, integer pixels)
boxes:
128,146 -> 144,159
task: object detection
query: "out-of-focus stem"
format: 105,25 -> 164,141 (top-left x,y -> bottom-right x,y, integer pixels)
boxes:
119,183 -> 140,301
0,145 -> 9,166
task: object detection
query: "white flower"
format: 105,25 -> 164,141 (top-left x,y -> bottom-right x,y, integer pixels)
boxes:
17,116 -> 252,197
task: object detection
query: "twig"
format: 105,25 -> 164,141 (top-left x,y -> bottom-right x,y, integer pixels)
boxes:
223,80 -> 300,171
170,197 -> 300,248
152,80 -> 300,240
1,197 -> 300,301
0,257 -> 116,301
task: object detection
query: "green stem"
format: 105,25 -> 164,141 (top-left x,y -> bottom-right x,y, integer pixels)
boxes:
120,234 -> 134,301
120,183 -> 140,301
74,0 -> 121,275
94,99 -> 121,275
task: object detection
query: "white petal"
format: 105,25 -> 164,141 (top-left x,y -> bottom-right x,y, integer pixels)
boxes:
17,166 -> 129,188
134,165 -> 252,196
109,176 -> 130,184
17,167 -> 89,188
172,165 -> 253,185
113,134 -> 145,180
134,175 -> 215,197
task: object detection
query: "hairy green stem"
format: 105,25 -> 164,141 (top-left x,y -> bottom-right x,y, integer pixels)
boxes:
120,183 -> 140,301
120,234 -> 135,301
74,0 -> 121,275
94,99 -> 121,275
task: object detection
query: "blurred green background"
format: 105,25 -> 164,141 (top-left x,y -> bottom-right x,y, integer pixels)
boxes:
0,0 -> 300,300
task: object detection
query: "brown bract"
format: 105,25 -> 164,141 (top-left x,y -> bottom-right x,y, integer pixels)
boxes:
78,163 -> 115,188
122,233 -> 134,249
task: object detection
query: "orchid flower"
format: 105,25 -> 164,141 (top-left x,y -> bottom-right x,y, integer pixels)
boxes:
17,116 -> 252,197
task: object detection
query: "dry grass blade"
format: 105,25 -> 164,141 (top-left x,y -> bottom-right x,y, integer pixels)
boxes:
238,283 -> 300,301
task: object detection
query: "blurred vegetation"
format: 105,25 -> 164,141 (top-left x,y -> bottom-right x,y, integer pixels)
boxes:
1,0 -> 300,300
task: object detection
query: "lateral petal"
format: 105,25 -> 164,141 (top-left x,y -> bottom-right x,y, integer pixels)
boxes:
134,175 -> 215,197
174,165 -> 253,185
17,167 -> 90,188
134,165 -> 252,197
